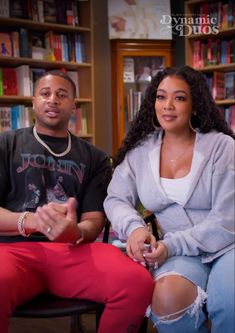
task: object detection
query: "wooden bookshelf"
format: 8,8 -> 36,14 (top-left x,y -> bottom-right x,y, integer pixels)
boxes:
0,0 -> 94,141
184,0 -> 235,131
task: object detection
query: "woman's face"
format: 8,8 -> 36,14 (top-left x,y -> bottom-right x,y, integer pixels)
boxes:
155,75 -> 193,133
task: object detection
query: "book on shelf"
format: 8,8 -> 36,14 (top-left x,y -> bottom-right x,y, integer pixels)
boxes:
192,38 -> 234,68
0,68 -> 3,96
194,1 -> 234,29
37,0 -> 44,23
0,32 -> 12,57
55,0 -> 67,24
126,88 -> 142,122
68,106 -> 88,136
66,0 -> 74,26
0,0 -> 10,18
16,65 -> 31,96
2,67 -> 17,95
11,31 -> 20,57
74,33 -> 86,63
0,106 -> 11,132
60,34 -> 69,62
66,70 -> 79,98
9,0 -> 30,19
219,105 -> 235,133
43,0 -> 57,23
0,105 -> 34,133
212,71 -> 225,100
19,28 -> 31,58
123,58 -> 135,83
224,71 -> 235,99
1,0 -> 81,25
30,68 -> 46,94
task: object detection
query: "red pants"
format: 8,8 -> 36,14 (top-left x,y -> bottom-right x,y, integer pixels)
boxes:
0,242 -> 153,333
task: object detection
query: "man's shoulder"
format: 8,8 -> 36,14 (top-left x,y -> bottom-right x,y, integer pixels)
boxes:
0,127 -> 31,138
0,127 -> 32,146
71,134 -> 108,158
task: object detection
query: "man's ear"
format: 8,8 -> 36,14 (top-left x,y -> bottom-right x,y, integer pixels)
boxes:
72,100 -> 76,111
32,96 -> 35,110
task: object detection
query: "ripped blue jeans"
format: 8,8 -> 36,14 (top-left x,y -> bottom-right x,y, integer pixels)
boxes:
149,249 -> 235,333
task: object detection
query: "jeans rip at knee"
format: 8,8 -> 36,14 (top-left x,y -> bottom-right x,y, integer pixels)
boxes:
150,286 -> 208,329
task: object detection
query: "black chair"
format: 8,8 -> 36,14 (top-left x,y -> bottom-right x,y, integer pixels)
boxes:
12,215 -> 159,333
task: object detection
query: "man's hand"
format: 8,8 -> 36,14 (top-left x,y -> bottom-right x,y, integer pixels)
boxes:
34,197 -> 80,243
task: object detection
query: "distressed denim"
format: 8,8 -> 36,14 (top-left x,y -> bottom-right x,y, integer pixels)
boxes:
149,249 -> 235,333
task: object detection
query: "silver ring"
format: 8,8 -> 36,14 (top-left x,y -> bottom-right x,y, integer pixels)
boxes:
47,226 -> 52,234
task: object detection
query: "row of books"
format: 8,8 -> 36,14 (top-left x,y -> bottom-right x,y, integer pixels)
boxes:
206,71 -> 235,100
219,105 -> 235,133
0,0 -> 84,27
194,1 -> 235,30
0,105 -> 89,136
192,38 -> 235,68
0,29 -> 86,63
68,106 -> 89,136
0,105 -> 34,132
126,89 -> 142,122
0,66 -> 79,97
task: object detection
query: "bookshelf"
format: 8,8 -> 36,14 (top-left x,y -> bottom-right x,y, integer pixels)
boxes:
0,0 -> 94,141
111,39 -> 173,154
184,0 -> 235,132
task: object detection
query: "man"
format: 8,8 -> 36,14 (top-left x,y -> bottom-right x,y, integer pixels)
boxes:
0,71 -> 153,333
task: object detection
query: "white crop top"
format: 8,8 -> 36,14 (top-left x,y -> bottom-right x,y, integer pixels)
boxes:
160,172 -> 192,205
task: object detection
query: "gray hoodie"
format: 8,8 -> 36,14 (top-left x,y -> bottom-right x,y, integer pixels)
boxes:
104,129 -> 235,263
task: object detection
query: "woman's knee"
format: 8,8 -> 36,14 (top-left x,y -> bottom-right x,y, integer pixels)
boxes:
152,274 -> 201,318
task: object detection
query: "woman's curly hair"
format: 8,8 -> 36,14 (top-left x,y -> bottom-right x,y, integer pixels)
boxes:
113,65 -> 234,167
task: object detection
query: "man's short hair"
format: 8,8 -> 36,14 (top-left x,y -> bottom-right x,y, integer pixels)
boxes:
34,70 -> 77,97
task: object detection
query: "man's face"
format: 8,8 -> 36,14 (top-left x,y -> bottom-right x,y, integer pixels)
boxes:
32,75 -> 76,133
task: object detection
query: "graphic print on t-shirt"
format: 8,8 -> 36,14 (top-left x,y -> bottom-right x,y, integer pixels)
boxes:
16,153 -> 86,209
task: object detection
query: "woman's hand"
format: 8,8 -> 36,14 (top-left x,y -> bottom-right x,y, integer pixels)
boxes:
126,227 -> 158,264
143,241 -> 168,268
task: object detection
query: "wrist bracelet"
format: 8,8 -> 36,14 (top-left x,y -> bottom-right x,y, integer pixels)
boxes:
18,211 -> 30,237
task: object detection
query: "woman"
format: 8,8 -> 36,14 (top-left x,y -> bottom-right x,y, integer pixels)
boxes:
104,66 -> 234,333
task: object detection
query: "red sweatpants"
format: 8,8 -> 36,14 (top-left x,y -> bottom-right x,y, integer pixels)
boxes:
0,242 -> 153,333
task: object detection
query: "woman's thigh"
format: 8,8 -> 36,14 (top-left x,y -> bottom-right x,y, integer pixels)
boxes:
151,255 -> 210,289
207,248 -> 235,312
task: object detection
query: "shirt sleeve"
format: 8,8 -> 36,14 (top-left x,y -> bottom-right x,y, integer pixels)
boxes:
81,149 -> 112,214
104,154 -> 146,240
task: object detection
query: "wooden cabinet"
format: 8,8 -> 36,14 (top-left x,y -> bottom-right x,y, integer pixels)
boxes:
184,0 -> 235,132
0,0 -> 95,142
110,39 -> 173,154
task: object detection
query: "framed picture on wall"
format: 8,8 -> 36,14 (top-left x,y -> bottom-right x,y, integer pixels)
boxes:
108,0 -> 172,40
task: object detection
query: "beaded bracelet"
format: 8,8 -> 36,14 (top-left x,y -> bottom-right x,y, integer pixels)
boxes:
18,211 -> 30,237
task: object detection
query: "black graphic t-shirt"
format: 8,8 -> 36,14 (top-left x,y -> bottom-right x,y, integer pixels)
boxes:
0,127 -> 111,243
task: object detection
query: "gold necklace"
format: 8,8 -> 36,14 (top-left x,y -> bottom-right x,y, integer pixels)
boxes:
33,126 -> 71,157
169,148 -> 189,163
163,141 -> 192,163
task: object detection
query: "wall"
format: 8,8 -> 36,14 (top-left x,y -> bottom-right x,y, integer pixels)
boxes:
170,0 -> 185,66
92,0 -> 112,155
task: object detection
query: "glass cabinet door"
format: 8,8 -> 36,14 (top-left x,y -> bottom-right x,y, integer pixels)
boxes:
123,55 -> 165,133
111,40 -> 173,154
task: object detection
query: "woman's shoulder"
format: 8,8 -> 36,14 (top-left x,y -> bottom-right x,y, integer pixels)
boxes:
197,131 -> 234,148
